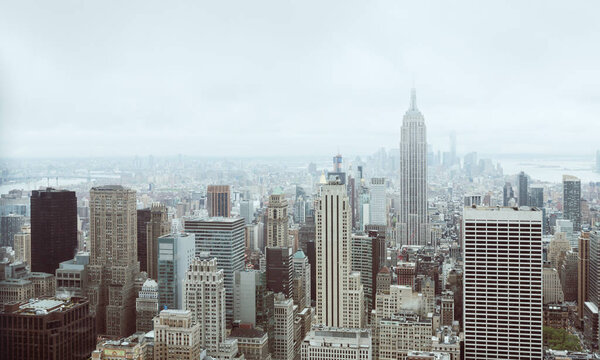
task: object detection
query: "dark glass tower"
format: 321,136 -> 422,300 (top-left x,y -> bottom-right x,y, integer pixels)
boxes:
30,188 -> 77,274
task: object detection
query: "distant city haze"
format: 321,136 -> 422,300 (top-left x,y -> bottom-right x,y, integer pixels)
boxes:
1,0 -> 599,158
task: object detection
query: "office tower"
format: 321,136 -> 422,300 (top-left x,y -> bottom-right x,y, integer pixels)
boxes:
184,217 -> 245,321
548,232 -> 571,270
301,327 -> 372,360
141,204 -> 170,280
136,209 -> 152,273
560,251 -> 578,302
333,153 -> 343,172
266,193 -> 289,248
293,249 -> 311,309
55,252 -> 89,298
136,278 -> 159,333
230,327 -> 270,360
518,171 -> 529,206
306,241 -> 316,302
0,297 -> 96,360
30,188 -> 77,274
543,267 -> 565,304
233,269 -> 274,336
463,206 -> 543,359
563,175 -> 582,231
87,185 -> 139,337
240,199 -> 254,224
345,271 -> 365,328
156,233 -> 195,309
586,230 -> 600,349
502,182 -> 514,207
266,246 -> 293,298
0,213 -> 25,247
183,253 -> 230,357
351,232 -> 385,312
578,232 -> 590,325
399,88 -> 429,246
207,185 -> 231,217
441,290 -> 454,326
377,267 -> 392,294
315,180 -> 364,327
529,186 -> 544,208
153,310 -> 202,360
13,225 -> 31,265
369,177 -> 386,226
273,293 -> 295,360
376,311 -> 433,359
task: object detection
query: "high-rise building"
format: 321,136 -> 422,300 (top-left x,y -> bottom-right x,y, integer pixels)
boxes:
301,327 -> 372,360
293,249 -> 311,309
441,290 -> 454,326
369,177 -> 386,226
0,213 -> 25,247
13,225 -> 31,265
153,310 -> 202,360
157,233 -> 195,310
578,232 -> 590,325
518,172 -> 529,206
207,185 -> 231,217
233,269 -> 274,337
463,206 -> 543,359
266,193 -> 289,248
87,185 -> 139,337
55,251 -> 89,298
586,230 -> 600,349
563,175 -> 582,231
333,153 -> 343,173
183,253 -> 230,356
184,217 -> 245,321
315,180 -> 364,328
140,204 -> 170,280
543,267 -> 565,304
351,232 -> 385,312
30,188 -> 77,275
529,186 -> 544,208
399,89 -> 429,245
136,278 -> 159,333
273,293 -> 295,360
266,246 -> 293,298
502,182 -> 514,207
240,199 -> 255,224
0,296 -> 96,360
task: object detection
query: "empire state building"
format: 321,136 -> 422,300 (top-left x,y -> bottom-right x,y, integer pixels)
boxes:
399,88 -> 429,245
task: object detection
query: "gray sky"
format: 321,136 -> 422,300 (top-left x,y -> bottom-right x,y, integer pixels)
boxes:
1,0 -> 599,158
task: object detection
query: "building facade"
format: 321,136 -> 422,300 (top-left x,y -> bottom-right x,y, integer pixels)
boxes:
266,193 -> 289,248
563,175 -> 582,231
153,310 -> 202,360
157,233 -> 195,310
207,185 -> 231,217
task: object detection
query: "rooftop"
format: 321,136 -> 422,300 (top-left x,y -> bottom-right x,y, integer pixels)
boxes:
1,296 -> 86,315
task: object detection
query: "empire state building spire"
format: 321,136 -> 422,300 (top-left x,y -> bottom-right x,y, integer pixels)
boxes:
399,88 -> 429,246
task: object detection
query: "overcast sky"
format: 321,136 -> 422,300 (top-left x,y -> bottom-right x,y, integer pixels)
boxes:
1,0 -> 598,159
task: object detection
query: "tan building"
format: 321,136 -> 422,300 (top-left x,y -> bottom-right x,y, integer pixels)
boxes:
207,185 -> 231,217
543,267 -> 565,304
0,278 -> 34,303
92,332 -> 154,360
301,326 -> 372,360
29,272 -> 55,297
273,293 -> 295,360
87,185 -> 139,337
230,327 -> 271,360
136,279 -> 159,333
548,232 -> 571,270
578,231 -> 590,325
440,290 -> 454,327
13,225 -> 31,265
376,267 -> 391,295
153,310 -> 202,360
377,312 -> 432,360
266,193 -> 289,248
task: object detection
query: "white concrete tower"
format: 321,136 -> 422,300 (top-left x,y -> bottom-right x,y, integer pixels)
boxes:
399,89 -> 429,245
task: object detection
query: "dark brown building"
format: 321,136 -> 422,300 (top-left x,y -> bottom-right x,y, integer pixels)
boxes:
136,208 -> 152,273
0,296 -> 96,360
266,246 -> 293,298
207,185 -> 231,217
30,188 -> 77,274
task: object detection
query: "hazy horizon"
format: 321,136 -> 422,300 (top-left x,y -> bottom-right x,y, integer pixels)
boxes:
1,0 -> 599,158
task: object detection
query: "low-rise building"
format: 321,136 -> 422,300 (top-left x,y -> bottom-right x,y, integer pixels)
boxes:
301,326 -> 372,360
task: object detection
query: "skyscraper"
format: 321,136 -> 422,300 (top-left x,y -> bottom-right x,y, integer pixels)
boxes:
30,188 -> 77,274
563,175 -> 581,231
399,88 -> 428,245
137,204 -> 170,278
463,206 -> 543,359
266,246 -> 293,299
518,171 -> 529,206
266,192 -> 289,248
369,177 -> 386,226
272,293 -> 295,360
87,185 -> 139,337
351,231 -> 385,312
529,186 -> 544,208
184,217 -> 245,321
157,233 -> 195,309
233,269 -> 274,334
586,230 -> 600,349
502,182 -> 514,206
0,213 -> 25,247
183,254 -> 226,354
135,278 -> 159,333
578,232 -> 590,326
315,180 -> 364,327
207,185 -> 231,217
293,249 -> 311,309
